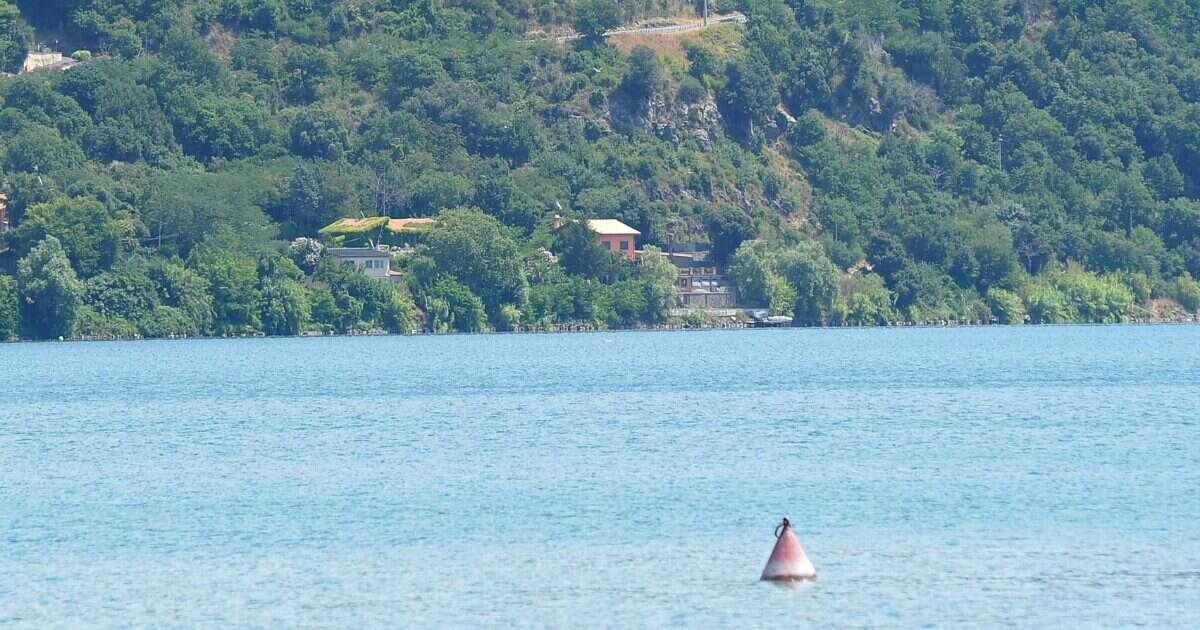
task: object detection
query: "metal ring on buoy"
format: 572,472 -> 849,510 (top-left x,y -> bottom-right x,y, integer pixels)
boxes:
762,516 -> 815,581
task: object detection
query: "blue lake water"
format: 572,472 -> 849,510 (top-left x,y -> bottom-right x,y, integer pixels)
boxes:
2,326 -> 1199,627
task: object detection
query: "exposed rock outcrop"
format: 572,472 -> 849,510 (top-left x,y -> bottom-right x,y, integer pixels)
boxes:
609,93 -> 723,149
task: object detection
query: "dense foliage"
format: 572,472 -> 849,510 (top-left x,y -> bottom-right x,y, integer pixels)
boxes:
1,0 -> 1199,340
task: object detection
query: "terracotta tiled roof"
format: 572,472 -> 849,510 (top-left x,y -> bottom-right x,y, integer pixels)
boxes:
586,219 -> 640,235
386,218 -> 436,232
320,216 -> 438,235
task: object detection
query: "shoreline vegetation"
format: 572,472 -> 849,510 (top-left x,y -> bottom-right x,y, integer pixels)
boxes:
3,1 -> 1200,343
8,314 -> 1198,345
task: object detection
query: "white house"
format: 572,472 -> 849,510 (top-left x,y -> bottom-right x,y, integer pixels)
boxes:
328,247 -> 391,279
21,52 -> 77,73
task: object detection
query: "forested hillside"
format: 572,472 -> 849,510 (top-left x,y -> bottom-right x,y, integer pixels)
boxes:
1,0 -> 1199,340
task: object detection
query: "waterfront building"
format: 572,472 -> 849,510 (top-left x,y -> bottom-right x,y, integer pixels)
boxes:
585,219 -> 641,261
667,249 -> 738,308
327,247 -> 393,279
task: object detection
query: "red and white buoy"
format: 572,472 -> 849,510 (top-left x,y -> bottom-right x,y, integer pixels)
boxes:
761,517 -> 816,581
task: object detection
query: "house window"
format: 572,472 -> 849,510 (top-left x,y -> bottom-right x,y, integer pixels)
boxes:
620,240 -> 629,251
602,241 -> 611,249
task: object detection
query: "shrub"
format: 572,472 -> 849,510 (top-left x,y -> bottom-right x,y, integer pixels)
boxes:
288,237 -> 324,274
1025,282 -> 1072,324
677,76 -> 707,104
74,305 -> 138,339
1167,274 -> 1200,312
1053,270 -> 1135,324
139,305 -> 200,338
986,287 -> 1026,324
834,273 -> 897,326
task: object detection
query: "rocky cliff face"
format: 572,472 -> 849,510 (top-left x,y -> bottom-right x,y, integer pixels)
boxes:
608,93 -> 723,149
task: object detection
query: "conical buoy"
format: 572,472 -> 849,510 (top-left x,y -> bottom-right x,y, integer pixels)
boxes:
761,517 -> 816,581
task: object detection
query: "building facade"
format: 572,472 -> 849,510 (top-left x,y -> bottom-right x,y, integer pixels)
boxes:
328,247 -> 392,279
586,219 -> 640,260
668,250 -> 738,308
21,52 -> 78,73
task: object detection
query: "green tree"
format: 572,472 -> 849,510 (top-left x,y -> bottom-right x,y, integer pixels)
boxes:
425,208 -> 527,323
278,163 -> 354,239
684,40 -> 720,80
73,305 -> 138,338
148,259 -> 215,335
0,274 -> 18,340
0,1 -> 28,74
3,124 -> 86,174
404,171 -> 474,216
555,220 -> 616,279
290,108 -> 348,160
17,236 -> 85,339
315,258 -> 416,333
381,284 -> 419,333
720,49 -> 778,136
14,196 -> 133,278
730,240 -> 795,315
141,171 -> 280,258
257,256 -> 310,336
608,279 -> 648,327
778,240 -> 840,325
105,17 -> 143,59
834,273 -> 897,325
964,223 -> 1021,293
704,205 -> 755,267
637,246 -> 677,324
189,246 -> 262,334
85,260 -> 160,323
425,277 -> 488,333
282,45 -> 335,104
167,91 -> 277,162
58,64 -> 180,163
619,45 -> 662,104
385,49 -> 445,105
573,0 -> 620,41
789,110 -> 826,147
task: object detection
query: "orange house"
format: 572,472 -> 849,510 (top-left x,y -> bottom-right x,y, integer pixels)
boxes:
586,219 -> 640,260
